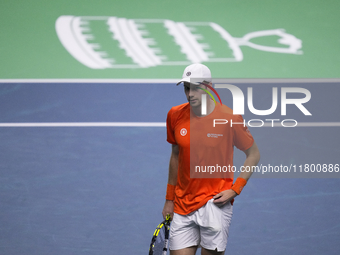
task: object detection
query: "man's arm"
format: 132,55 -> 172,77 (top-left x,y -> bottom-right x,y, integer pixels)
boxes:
238,141 -> 261,181
213,141 -> 260,205
162,144 -> 179,219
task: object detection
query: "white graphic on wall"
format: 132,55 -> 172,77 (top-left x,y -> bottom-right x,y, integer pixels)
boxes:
55,16 -> 302,69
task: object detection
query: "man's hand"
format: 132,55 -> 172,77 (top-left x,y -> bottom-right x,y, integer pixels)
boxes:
213,189 -> 238,206
162,200 -> 174,220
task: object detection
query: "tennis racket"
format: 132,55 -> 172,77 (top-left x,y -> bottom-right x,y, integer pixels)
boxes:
149,214 -> 171,255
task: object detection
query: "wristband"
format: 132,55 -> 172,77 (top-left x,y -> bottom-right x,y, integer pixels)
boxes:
231,178 -> 247,195
165,184 -> 176,200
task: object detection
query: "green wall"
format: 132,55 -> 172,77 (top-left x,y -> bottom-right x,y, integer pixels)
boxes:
1,0 -> 339,79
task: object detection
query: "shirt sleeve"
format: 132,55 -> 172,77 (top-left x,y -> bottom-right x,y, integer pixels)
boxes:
232,115 -> 254,151
166,107 -> 177,145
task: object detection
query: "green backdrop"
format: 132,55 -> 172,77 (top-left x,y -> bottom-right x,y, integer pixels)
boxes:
1,0 -> 339,79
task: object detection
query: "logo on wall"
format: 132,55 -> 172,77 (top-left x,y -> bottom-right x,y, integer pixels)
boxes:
55,16 -> 302,69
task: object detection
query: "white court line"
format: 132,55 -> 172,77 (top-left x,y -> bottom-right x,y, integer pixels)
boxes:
0,79 -> 178,84
0,122 -> 339,127
0,80 -> 338,128
0,78 -> 340,83
0,122 -> 166,127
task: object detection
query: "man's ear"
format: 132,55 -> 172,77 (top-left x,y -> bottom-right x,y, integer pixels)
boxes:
204,82 -> 213,90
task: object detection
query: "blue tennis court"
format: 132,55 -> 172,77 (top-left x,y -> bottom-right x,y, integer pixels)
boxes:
0,82 -> 339,255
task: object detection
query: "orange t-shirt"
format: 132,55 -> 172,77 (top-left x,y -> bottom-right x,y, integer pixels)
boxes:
166,102 -> 254,215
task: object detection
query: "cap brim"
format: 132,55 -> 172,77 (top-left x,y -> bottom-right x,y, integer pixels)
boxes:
176,77 -> 202,86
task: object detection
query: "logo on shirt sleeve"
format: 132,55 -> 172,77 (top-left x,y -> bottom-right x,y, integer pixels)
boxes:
180,128 -> 187,136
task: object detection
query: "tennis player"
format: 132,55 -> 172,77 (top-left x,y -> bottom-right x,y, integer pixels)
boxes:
162,63 -> 260,255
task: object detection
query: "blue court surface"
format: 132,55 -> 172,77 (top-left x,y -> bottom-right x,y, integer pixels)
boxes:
0,82 -> 339,255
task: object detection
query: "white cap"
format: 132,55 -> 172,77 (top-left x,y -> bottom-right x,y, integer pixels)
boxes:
176,63 -> 212,85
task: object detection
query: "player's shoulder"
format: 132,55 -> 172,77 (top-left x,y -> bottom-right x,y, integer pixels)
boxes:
169,103 -> 189,112
218,104 -> 244,121
168,103 -> 189,116
167,103 -> 189,124
219,104 -> 233,114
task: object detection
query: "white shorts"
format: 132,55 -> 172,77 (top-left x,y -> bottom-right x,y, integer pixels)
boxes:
169,199 -> 233,252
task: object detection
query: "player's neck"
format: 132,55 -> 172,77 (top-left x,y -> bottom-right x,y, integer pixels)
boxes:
191,99 -> 215,117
